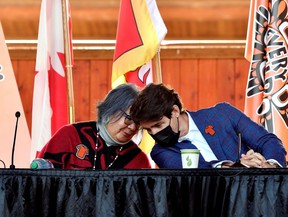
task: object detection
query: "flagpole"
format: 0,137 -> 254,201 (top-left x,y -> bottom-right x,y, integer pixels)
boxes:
61,0 -> 75,123
152,49 -> 162,83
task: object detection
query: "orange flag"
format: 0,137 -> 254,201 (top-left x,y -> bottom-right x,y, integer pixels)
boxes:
31,0 -> 73,158
244,0 -> 288,154
0,22 -> 31,168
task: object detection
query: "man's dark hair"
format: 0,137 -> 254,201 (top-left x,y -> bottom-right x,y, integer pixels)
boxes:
130,83 -> 183,124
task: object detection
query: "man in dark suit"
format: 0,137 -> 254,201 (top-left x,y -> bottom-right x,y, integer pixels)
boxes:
130,83 -> 287,168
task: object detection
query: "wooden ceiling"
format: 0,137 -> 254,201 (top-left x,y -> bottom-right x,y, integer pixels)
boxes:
0,0 -> 250,40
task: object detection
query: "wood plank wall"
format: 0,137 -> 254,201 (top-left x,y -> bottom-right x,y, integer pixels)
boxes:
0,0 -> 250,40
9,41 -> 250,134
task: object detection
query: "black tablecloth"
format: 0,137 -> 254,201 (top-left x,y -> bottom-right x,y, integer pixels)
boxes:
0,168 -> 288,217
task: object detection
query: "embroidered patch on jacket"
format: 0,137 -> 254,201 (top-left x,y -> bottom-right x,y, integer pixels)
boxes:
205,125 -> 215,135
76,144 -> 89,160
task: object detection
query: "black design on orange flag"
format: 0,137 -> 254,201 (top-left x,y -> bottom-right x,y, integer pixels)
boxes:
113,0 -> 143,61
246,0 -> 288,131
245,0 -> 288,151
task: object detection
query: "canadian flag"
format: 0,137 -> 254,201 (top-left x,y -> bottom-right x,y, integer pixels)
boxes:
31,0 -> 73,158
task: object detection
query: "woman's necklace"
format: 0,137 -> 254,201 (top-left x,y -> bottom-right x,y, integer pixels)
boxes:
92,130 -> 123,170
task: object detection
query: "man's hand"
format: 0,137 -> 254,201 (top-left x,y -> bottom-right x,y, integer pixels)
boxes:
221,149 -> 278,168
240,149 -> 265,168
240,150 -> 278,168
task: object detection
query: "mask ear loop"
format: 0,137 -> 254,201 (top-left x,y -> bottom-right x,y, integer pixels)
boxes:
176,116 -> 180,133
171,105 -> 180,133
168,117 -> 172,126
170,114 -> 180,133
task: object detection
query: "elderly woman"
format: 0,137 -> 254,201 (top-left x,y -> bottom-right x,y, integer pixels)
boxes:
37,84 -> 151,169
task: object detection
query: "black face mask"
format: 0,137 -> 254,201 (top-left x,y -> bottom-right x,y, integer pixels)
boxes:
150,118 -> 180,147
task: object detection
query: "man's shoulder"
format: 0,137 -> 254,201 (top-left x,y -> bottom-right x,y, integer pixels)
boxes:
186,102 -> 239,123
187,102 -> 235,114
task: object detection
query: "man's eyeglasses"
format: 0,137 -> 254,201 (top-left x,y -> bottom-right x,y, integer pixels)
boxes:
121,110 -> 140,128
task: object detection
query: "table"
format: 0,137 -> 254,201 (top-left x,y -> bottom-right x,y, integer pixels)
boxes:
0,168 -> 288,217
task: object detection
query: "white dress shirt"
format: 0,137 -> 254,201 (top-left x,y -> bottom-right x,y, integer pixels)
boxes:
178,111 -> 218,162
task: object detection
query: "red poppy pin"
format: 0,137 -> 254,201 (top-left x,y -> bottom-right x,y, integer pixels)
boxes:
205,125 -> 215,136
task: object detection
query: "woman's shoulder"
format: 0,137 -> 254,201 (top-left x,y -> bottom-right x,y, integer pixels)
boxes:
72,120 -> 96,127
71,120 -> 97,131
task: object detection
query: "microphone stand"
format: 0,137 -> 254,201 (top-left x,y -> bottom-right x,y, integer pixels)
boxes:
230,132 -> 247,168
10,111 -> 20,169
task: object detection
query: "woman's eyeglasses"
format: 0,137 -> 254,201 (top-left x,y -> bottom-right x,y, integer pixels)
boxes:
121,110 -> 140,128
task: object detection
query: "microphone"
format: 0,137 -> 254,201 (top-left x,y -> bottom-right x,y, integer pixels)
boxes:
237,131 -> 241,162
231,132 -> 247,168
10,111 -> 21,169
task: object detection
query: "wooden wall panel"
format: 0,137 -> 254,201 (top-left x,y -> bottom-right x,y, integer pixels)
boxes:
90,60 -> 111,120
73,60 -> 91,122
216,59 -> 235,104
235,59 -> 250,111
9,45 -> 250,134
162,59 -> 181,89
198,59 -> 217,108
0,0 -> 250,40
179,60 -> 199,111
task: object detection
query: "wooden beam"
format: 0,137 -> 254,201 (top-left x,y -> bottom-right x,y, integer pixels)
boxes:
7,40 -> 246,60
0,0 -> 250,40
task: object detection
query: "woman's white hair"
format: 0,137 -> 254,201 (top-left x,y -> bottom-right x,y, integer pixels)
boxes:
97,83 -> 139,125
